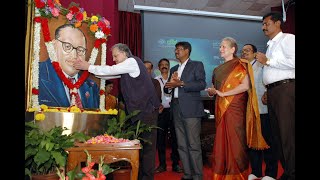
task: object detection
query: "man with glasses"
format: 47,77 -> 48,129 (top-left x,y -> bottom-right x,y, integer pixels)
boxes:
242,44 -> 278,180
74,43 -> 161,180
38,24 -> 100,109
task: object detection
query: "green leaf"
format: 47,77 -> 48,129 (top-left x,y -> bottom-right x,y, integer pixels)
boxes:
34,149 -> 50,166
25,168 -> 31,177
71,132 -> 90,142
46,142 -> 55,151
25,148 -> 37,160
52,151 -> 66,167
138,137 -> 152,145
123,110 -> 140,122
25,121 -> 88,175
66,166 -> 78,180
102,164 -> 118,175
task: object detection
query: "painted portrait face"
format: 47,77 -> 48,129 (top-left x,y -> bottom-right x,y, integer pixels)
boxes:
54,26 -> 86,77
219,40 -> 234,60
112,48 -> 128,64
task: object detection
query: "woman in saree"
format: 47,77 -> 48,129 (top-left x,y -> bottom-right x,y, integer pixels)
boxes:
206,37 -> 269,180
105,80 -> 117,110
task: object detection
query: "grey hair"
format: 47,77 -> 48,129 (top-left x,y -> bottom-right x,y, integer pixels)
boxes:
111,43 -> 133,57
222,37 -> 238,57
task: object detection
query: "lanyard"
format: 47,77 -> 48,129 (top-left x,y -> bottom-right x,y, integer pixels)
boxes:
251,60 -> 257,66
159,77 -> 165,85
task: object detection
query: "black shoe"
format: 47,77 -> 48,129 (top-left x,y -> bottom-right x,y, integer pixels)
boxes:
154,166 -> 166,173
181,178 -> 193,180
172,165 -> 183,173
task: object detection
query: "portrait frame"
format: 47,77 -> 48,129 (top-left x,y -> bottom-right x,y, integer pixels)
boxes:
25,0 -> 117,116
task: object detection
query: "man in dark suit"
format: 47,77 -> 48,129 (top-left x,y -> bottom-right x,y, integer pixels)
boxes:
38,24 -> 99,109
164,41 -> 206,180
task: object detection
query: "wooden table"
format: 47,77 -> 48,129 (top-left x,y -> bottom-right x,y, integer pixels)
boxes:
66,142 -> 141,180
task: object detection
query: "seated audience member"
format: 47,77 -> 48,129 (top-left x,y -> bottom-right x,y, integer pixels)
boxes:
105,80 -> 117,110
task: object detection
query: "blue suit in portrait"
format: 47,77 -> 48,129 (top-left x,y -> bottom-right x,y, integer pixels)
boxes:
38,58 -> 100,109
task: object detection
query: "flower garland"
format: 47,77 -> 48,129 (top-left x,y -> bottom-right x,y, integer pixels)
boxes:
31,10 -> 41,109
29,0 -> 114,116
99,43 -> 107,111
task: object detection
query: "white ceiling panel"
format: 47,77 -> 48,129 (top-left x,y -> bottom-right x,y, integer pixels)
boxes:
120,0 -> 292,16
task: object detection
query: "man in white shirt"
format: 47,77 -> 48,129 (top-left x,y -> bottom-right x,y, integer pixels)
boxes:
74,43 -> 161,180
242,44 -> 278,180
255,12 -> 295,180
154,58 -> 182,173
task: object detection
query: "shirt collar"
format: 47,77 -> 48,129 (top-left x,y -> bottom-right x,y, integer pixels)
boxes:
62,71 -> 78,80
178,58 -> 189,67
267,31 -> 283,46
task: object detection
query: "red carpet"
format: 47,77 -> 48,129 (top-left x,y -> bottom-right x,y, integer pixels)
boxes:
154,148 -> 283,180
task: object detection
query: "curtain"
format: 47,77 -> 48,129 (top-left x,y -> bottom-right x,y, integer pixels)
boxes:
119,11 -> 142,58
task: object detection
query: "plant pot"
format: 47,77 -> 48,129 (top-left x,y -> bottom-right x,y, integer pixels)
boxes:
112,168 -> 131,180
31,172 -> 60,180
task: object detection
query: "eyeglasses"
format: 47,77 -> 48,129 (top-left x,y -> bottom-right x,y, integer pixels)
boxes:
56,39 -> 87,56
174,47 -> 185,51
241,49 -> 253,53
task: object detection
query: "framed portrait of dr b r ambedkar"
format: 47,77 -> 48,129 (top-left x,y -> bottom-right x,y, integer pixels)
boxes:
25,0 -> 116,115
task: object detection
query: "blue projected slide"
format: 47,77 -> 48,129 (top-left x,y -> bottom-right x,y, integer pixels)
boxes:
142,11 -> 268,97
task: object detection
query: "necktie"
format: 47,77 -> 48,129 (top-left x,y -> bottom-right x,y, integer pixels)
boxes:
68,77 -> 83,109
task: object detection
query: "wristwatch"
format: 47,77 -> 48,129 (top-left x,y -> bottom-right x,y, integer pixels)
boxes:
180,81 -> 184,87
265,58 -> 270,66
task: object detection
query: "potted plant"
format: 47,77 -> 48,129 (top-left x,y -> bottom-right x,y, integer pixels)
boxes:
25,121 -> 89,179
105,109 -> 159,144
103,109 -> 159,179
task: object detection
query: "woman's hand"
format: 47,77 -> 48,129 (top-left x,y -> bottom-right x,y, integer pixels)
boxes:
205,84 -> 222,96
261,91 -> 267,105
215,90 -> 224,97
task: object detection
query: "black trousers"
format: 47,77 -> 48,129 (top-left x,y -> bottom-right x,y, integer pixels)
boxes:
138,110 -> 158,180
268,81 -> 295,180
156,108 -> 180,167
249,114 -> 278,178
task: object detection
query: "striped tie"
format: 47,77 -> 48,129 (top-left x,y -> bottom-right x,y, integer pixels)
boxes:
69,77 -> 83,109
